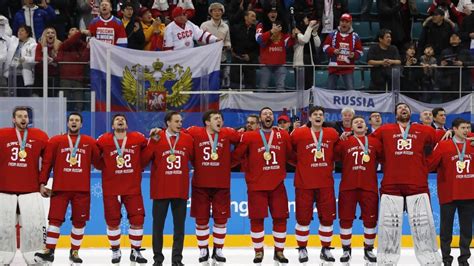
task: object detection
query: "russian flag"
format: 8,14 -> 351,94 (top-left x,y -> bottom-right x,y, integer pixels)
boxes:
90,38 -> 222,112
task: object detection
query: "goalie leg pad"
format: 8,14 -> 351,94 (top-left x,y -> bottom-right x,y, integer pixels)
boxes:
406,193 -> 442,265
0,193 -> 18,264
377,194 -> 404,265
18,192 -> 46,264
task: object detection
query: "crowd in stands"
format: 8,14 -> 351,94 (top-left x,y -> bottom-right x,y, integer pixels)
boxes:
0,0 -> 473,109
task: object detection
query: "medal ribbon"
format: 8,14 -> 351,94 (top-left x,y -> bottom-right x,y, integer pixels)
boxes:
259,129 -> 274,153
399,123 -> 411,141
113,135 -> 128,157
166,132 -> 180,155
310,128 -> 324,151
452,138 -> 466,162
67,134 -> 81,158
15,128 -> 28,152
207,131 -> 219,154
354,135 -> 369,155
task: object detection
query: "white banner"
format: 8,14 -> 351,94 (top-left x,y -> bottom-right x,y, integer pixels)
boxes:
311,87 -> 394,112
399,93 -> 471,114
220,90 -> 311,111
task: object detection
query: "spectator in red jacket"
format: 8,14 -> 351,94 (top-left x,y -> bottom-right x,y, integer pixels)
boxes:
322,13 -> 363,90
35,26 -> 61,96
57,27 -> 90,111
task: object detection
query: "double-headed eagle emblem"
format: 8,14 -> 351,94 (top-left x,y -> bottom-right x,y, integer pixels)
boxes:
121,58 -> 193,109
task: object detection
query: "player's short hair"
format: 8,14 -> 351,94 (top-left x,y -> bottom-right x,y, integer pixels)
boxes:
112,113 -> 127,125
309,106 -> 325,116
369,111 -> 381,119
246,114 -> 259,121
164,111 -> 181,124
351,115 -> 365,125
341,107 -> 355,115
68,112 -> 83,123
432,107 -> 445,118
452,118 -> 470,128
259,107 -> 273,116
12,106 -> 28,118
202,110 -> 222,125
395,102 -> 411,114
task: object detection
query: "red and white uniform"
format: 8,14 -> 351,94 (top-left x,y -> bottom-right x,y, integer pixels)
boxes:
323,29 -> 363,75
428,139 -> 474,204
163,21 -> 218,50
334,135 -> 383,248
372,123 -> 436,195
232,128 -> 292,252
0,128 -> 48,193
290,127 -> 339,248
142,130 -> 194,200
255,23 -> 295,65
89,16 -> 127,47
39,134 -> 100,251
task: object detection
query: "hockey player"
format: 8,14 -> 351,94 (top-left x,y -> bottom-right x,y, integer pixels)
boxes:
97,114 -> 148,265
163,6 -> 220,50
186,110 -> 240,265
34,112 -> 101,265
334,116 -> 382,264
372,103 -> 442,265
428,118 -> 474,266
142,111 -> 194,266
0,106 -> 49,265
232,107 -> 292,265
290,106 -> 340,264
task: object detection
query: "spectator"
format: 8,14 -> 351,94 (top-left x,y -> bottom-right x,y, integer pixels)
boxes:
35,26 -> 62,95
322,13 -> 362,90
367,29 -> 401,91
293,16 -> 320,90
438,32 -> 472,101
201,2 -> 231,88
12,0 -> 56,41
401,42 -> 420,98
419,44 -> 437,101
456,0 -> 474,14
56,27 -> 90,111
316,0 -> 348,36
277,114 -> 291,131
139,7 -> 165,51
3,25 -> 37,96
88,0 -> 128,47
0,15 -> 11,89
230,10 -> 259,89
459,5 -> 474,49
121,2 -> 145,50
228,0 -> 253,25
324,107 -> 354,135
152,0 -> 195,22
377,0 -> 416,51
432,107 -> 447,130
163,7 -> 219,50
0,0 -> 22,24
77,0 -> 100,30
420,109 -> 434,126
245,114 -> 259,131
368,111 -> 382,132
255,8 -> 295,91
427,0 -> 462,25
418,8 -> 453,59
0,15 -> 12,37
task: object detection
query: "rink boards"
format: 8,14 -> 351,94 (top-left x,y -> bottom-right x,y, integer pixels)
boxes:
51,172 -> 454,248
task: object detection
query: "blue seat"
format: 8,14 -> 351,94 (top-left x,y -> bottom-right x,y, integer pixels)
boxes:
370,0 -> 378,15
314,70 -> 328,88
349,0 -> 362,14
352,21 -> 372,42
416,0 -> 431,15
412,21 -> 423,40
357,45 -> 371,64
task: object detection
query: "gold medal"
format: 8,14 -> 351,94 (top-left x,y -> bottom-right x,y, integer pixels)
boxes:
18,149 -> 27,159
116,156 -> 125,166
401,139 -> 408,147
458,160 -> 466,170
362,154 -> 370,163
70,156 -> 78,166
168,154 -> 177,162
315,150 -> 323,159
211,152 -> 219,161
263,151 -> 272,161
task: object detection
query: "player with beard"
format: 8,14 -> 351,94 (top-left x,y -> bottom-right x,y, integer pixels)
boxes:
232,107 -> 292,266
34,113 -> 101,265
290,106 -> 339,264
96,114 -> 148,265
185,110 -> 240,265
334,116 -> 382,264
0,106 -> 49,265
428,118 -> 474,266
372,103 -> 442,265
142,111 -> 194,266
